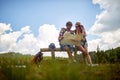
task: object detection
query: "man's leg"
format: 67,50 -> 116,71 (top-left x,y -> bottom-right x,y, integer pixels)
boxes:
65,46 -> 73,63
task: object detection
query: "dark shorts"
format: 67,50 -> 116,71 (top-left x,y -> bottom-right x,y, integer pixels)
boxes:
81,39 -> 88,48
60,44 -> 74,52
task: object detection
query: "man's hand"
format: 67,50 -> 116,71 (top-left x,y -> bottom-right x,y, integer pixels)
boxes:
59,36 -> 64,41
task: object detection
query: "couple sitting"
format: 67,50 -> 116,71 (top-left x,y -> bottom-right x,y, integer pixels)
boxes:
58,21 -> 92,65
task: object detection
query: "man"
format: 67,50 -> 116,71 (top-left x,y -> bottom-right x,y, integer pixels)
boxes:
58,21 -> 74,63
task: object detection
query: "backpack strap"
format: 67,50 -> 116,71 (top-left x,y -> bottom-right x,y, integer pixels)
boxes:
58,28 -> 66,41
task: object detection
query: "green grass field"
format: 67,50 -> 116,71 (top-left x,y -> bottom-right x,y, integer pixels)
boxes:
0,53 -> 120,80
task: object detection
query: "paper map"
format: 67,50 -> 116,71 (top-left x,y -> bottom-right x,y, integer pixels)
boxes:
60,32 -> 83,46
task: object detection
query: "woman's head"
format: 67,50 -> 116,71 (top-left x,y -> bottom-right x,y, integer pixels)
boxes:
75,22 -> 81,26
75,22 -> 81,30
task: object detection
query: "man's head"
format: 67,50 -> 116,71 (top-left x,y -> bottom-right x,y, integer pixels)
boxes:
66,21 -> 72,30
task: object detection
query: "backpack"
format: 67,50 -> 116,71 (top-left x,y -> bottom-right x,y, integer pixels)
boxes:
49,43 -> 56,49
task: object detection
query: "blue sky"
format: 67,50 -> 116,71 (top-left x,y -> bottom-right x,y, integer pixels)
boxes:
0,0 -> 101,36
0,0 -> 120,56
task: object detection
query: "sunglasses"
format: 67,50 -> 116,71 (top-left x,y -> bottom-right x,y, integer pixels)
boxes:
75,25 -> 80,27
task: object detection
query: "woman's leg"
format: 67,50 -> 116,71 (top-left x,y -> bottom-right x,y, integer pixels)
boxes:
84,47 -> 92,64
78,45 -> 92,64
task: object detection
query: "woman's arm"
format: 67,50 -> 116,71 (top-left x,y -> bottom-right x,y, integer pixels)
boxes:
81,25 -> 86,37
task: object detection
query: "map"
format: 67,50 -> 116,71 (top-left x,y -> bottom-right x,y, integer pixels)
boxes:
60,32 -> 83,46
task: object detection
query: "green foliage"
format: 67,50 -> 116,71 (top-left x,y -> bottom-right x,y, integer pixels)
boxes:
0,47 -> 120,80
89,47 -> 120,64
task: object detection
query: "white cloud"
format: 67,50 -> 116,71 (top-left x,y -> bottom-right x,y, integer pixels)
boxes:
88,39 -> 101,52
38,24 -> 59,48
0,23 -> 12,34
21,26 -> 31,33
88,0 -> 120,51
16,34 -> 38,54
88,29 -> 120,51
0,31 -> 21,50
0,23 -> 63,57
1,22 -> 119,57
0,23 -> 21,51
90,0 -> 120,33
0,23 -> 32,52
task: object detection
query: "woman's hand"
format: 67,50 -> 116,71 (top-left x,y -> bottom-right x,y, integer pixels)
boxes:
71,38 -> 79,42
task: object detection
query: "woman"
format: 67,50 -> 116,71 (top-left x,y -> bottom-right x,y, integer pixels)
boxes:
74,22 -> 92,65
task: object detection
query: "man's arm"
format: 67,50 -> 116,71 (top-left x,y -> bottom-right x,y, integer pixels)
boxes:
58,28 -> 66,41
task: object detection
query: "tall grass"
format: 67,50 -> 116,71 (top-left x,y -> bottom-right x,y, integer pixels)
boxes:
0,52 -> 120,80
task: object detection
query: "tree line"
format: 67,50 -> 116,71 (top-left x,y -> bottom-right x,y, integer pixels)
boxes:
89,47 -> 120,64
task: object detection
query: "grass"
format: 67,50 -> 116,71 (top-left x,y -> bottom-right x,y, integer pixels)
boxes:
33,60 -> 120,80
0,54 -> 120,80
